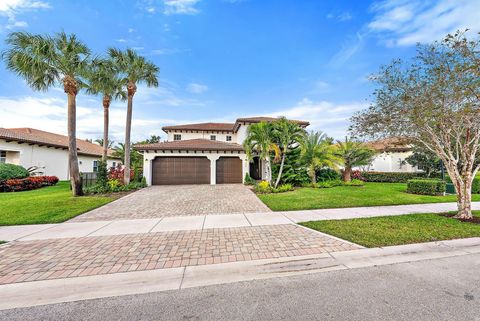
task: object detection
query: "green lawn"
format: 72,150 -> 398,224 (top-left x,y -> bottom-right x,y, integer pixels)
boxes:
0,181 -> 114,226
301,212 -> 480,247
258,182 -> 480,211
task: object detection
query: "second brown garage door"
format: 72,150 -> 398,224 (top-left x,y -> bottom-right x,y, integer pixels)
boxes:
152,157 -> 210,185
216,157 -> 242,184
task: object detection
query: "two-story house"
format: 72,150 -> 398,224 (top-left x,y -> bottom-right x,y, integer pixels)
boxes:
134,117 -> 309,185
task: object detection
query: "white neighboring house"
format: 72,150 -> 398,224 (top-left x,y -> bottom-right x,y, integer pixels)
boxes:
134,117 -> 309,186
361,138 -> 421,173
0,128 -> 121,180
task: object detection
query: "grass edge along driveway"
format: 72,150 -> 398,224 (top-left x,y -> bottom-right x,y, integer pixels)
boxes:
258,182 -> 480,211
0,181 -> 113,226
301,212 -> 480,248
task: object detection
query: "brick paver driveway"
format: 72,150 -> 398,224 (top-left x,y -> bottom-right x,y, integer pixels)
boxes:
72,184 -> 271,222
0,225 -> 359,285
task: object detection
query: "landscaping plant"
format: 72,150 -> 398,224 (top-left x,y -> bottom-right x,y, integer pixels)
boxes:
407,179 -> 446,196
3,31 -> 91,196
334,137 -> 376,182
0,163 -> 29,180
351,30 -> 480,219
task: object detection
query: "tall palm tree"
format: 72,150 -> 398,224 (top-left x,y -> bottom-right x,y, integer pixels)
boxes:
299,131 -> 340,184
272,117 -> 305,188
2,31 -> 90,196
94,138 -> 115,149
335,137 -> 376,182
243,122 -> 280,185
108,48 -> 159,184
85,58 -> 126,161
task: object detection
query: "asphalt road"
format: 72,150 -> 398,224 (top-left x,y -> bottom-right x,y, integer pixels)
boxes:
2,254 -> 480,321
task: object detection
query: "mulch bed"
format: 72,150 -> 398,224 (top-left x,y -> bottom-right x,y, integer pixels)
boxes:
439,213 -> 480,224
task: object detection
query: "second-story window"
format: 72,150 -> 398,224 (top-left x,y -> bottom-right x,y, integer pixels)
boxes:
210,135 -> 216,141
226,135 -> 232,142
174,134 -> 182,141
93,160 -> 99,172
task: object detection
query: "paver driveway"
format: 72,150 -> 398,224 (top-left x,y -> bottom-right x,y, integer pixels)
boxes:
72,185 -> 271,222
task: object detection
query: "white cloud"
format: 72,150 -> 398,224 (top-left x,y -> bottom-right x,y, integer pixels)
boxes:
116,38 -> 128,43
149,48 -> 189,55
186,83 -> 208,94
327,11 -> 352,22
128,28 -> 135,33
164,0 -> 200,15
330,32 -> 365,67
0,0 -> 49,29
267,98 -> 367,139
368,0 -> 480,46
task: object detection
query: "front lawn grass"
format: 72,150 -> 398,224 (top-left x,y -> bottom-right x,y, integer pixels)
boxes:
258,182 -> 480,211
301,212 -> 480,247
0,181 -> 114,225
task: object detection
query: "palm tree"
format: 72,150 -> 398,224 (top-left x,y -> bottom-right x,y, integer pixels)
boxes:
243,122 -> 280,185
2,31 -> 90,196
108,48 -> 159,184
335,137 -> 376,182
272,117 -> 305,188
94,138 -> 115,149
85,58 -> 126,161
299,131 -> 340,184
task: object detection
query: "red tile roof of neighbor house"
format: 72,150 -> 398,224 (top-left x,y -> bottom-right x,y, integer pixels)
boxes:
161,117 -> 310,133
134,139 -> 245,152
0,128 -> 120,158
367,137 -> 413,152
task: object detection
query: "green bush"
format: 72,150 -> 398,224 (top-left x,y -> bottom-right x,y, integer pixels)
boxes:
244,173 -> 256,186
0,163 -> 29,180
362,171 -> 429,183
96,161 -> 108,188
254,180 -> 272,193
407,179 -> 446,196
314,179 -> 343,188
272,184 -> 294,193
445,176 -> 480,194
344,179 -> 365,187
316,168 -> 340,182
84,177 -> 147,194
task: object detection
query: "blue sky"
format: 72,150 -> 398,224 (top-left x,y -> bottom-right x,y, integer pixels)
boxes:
0,0 -> 479,142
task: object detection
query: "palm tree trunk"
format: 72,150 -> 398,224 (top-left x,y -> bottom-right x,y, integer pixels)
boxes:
274,153 -> 286,188
309,165 -> 316,184
343,167 -> 352,182
123,94 -> 133,185
102,95 -> 110,162
67,92 -> 83,196
264,157 -> 272,185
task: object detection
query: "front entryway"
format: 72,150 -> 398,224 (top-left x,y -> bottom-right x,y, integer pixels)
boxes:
152,156 -> 210,185
216,157 -> 242,184
249,156 -> 261,180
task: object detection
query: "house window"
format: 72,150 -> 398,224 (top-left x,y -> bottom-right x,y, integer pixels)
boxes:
226,135 -> 232,142
174,134 -> 182,141
210,135 -> 216,141
93,160 -> 99,172
112,161 -> 116,168
0,151 -> 6,163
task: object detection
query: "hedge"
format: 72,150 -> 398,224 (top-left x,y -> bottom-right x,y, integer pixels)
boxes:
407,179 -> 446,196
0,163 -> 29,180
445,176 -> 480,194
362,172 -> 430,183
0,176 -> 59,192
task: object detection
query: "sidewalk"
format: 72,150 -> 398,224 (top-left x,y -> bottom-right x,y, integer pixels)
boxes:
2,202 -> 479,241
1,237 -> 479,310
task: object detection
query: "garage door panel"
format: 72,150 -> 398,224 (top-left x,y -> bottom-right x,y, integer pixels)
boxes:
216,157 -> 242,184
152,157 -> 210,185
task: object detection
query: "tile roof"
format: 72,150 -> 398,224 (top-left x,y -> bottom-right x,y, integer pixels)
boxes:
0,128 -> 119,158
134,139 -> 245,152
367,137 -> 413,152
235,116 -> 310,126
162,122 -> 235,132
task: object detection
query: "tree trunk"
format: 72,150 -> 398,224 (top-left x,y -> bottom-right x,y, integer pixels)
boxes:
264,157 -> 272,185
454,174 -> 473,220
66,92 -> 83,196
274,153 -> 286,188
343,167 -> 352,182
124,82 -> 137,185
102,95 -> 110,162
309,166 -> 316,184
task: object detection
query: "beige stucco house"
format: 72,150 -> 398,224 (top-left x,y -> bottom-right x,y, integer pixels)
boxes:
0,128 -> 120,180
134,117 -> 309,186
362,138 -> 421,173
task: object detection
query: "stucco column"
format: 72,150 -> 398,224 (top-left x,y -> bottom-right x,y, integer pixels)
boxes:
239,154 -> 248,183
207,155 -> 220,185
143,154 -> 155,186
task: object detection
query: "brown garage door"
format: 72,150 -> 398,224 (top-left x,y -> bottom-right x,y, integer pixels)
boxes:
152,157 -> 210,185
216,157 -> 242,184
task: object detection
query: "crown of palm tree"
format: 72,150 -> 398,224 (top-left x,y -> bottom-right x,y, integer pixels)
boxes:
335,138 -> 376,168
2,31 -> 90,92
108,48 -> 159,87
84,58 -> 127,100
300,131 -> 341,170
243,122 -> 280,162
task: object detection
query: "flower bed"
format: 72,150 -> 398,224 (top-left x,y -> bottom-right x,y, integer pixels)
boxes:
0,176 -> 59,192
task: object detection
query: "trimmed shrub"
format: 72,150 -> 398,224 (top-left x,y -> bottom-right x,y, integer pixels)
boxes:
0,176 -> 59,192
0,163 -> 29,180
472,177 -> 480,194
407,179 -> 446,196
362,171 -> 429,183
84,177 -> 147,194
244,173 -> 256,186
316,168 -> 340,182
344,179 -> 365,187
254,180 -> 271,194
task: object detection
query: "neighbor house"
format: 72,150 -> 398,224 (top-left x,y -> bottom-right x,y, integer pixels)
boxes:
0,128 -> 121,180
362,137 -> 420,173
134,117 -> 309,185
